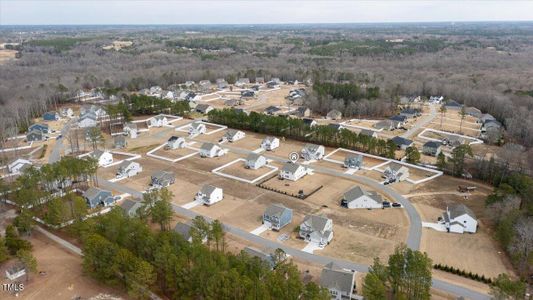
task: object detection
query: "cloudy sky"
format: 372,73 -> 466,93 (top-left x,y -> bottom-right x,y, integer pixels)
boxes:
1,1 -> 533,25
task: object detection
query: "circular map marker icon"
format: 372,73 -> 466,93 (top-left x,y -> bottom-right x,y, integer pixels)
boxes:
288,152 -> 299,163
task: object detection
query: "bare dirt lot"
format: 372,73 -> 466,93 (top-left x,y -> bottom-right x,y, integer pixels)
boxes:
0,232 -> 125,300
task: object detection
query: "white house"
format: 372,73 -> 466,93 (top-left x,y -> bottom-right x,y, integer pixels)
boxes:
116,161 -> 142,178
224,129 -> 245,142
299,214 -> 333,247
199,143 -> 225,158
8,158 -> 32,174
5,263 -> 26,281
78,114 -> 98,128
383,163 -> 410,183
166,136 -> 187,150
91,150 -> 113,166
123,122 -> 138,139
196,104 -> 214,115
341,186 -> 383,209
188,122 -> 207,136
301,143 -> 325,161
148,115 -> 168,127
279,163 -> 307,181
195,185 -> 224,206
261,136 -> 280,151
60,107 -> 74,118
441,204 -> 478,234
320,262 -> 356,300
429,96 -> 444,104
245,153 -> 267,169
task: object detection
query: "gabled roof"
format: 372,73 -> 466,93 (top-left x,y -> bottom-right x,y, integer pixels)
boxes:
196,104 -> 212,112
83,187 -> 110,201
303,143 -> 323,153
282,162 -> 304,174
302,118 -> 316,126
263,136 -> 278,143
389,115 -> 407,122
152,171 -> 174,181
91,149 -> 109,159
360,129 -> 376,137
374,120 -> 394,129
445,100 -> 462,107
387,162 -> 408,172
391,136 -> 413,147
225,129 -> 243,138
264,203 -> 290,218
302,215 -> 331,232
424,141 -> 442,149
174,222 -> 193,241
243,247 -> 275,268
191,121 -> 205,129
118,160 -> 138,171
200,142 -> 219,152
320,262 -> 355,295
120,199 -> 142,215
200,185 -> 219,196
343,186 -> 383,203
246,153 -> 264,163
265,106 -> 281,113
449,204 -> 476,220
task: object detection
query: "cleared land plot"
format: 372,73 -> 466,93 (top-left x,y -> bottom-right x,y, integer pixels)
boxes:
149,144 -> 199,162
323,148 -> 390,170
426,122 -> 481,138
374,160 -> 442,184
418,128 -> 483,146
0,232 -> 125,299
212,158 -> 278,183
416,202 -> 512,278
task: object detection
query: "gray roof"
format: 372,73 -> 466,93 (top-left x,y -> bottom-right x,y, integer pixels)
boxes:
264,203 -> 290,218
117,160 -> 135,171
320,262 -> 355,295
200,142 -> 218,151
191,121 -> 204,129
343,186 -> 383,203
152,171 -> 174,182
243,247 -> 275,268
303,143 -> 322,152
449,204 -> 476,220
302,215 -> 330,232
83,187 -> 109,201
200,185 -> 218,196
282,162 -> 303,174
424,141 -> 442,149
246,153 -> 264,163
225,129 -> 242,138
120,199 -> 142,215
264,136 -> 277,143
196,104 -> 211,113
360,129 -> 376,136
388,162 -> 407,172
114,135 -> 126,144
445,100 -> 462,107
91,149 -> 107,159
391,136 -> 413,147
174,222 -> 193,241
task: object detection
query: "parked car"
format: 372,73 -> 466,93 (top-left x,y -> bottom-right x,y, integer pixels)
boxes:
392,203 -> 402,208
382,201 -> 391,208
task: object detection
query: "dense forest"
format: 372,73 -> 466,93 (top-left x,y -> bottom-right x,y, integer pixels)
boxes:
1,23 -> 533,146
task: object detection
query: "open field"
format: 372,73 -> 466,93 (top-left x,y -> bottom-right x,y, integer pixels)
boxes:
0,232 -> 125,300
0,49 -> 18,64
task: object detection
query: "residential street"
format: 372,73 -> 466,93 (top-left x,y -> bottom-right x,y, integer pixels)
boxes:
49,119 -> 73,163
401,103 -> 437,139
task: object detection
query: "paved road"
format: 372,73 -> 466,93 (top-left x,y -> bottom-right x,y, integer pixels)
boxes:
215,142 -> 422,249
401,103 -> 437,139
102,178 -> 489,300
49,119 -> 73,163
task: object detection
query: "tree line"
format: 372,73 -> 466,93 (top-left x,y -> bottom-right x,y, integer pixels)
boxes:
77,207 -> 330,299
207,108 -> 397,158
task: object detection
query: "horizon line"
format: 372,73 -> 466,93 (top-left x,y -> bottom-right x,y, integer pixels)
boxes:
3,20 -> 533,27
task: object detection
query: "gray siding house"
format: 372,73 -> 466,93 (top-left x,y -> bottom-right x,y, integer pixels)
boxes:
423,141 -> 442,156
320,262 -> 356,300
151,171 -> 175,187
83,187 -> 115,209
263,204 -> 293,231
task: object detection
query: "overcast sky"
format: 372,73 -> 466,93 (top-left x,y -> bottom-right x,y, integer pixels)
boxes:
1,1 -> 533,25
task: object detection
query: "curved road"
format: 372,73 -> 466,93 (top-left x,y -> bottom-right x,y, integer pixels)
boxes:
402,103 -> 437,139
100,178 -> 489,300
